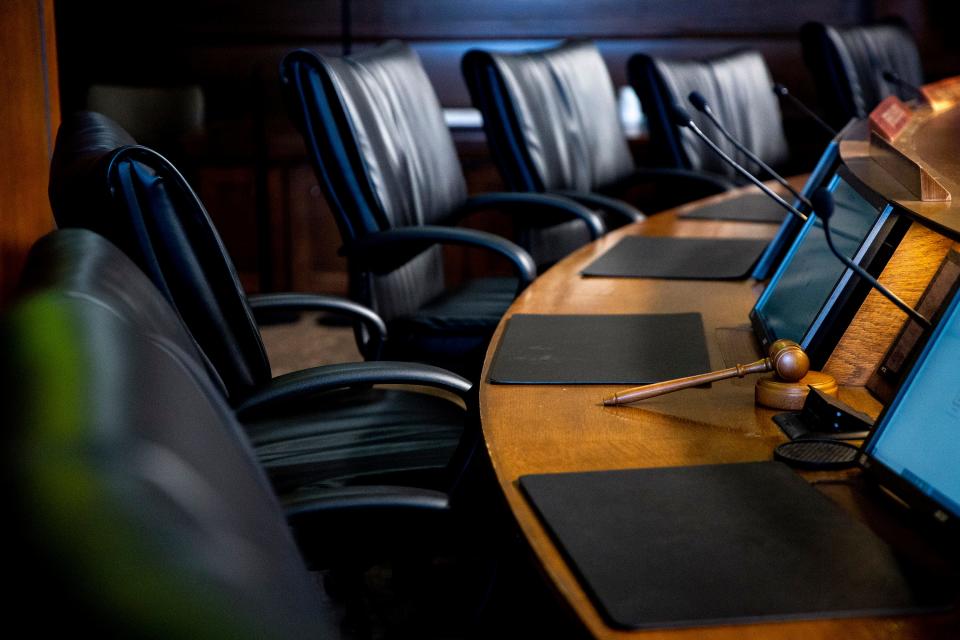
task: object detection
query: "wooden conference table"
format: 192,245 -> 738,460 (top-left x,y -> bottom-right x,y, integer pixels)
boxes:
478,184 -> 958,638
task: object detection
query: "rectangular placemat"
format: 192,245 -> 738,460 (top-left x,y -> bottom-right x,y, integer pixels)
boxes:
679,191 -> 788,223
521,462 -> 946,630
488,313 -> 710,384
581,237 -> 769,279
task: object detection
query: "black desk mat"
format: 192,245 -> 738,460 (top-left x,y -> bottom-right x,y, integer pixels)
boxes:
488,313 -> 710,384
679,191 -> 788,223
520,462 -> 949,630
581,237 -> 769,280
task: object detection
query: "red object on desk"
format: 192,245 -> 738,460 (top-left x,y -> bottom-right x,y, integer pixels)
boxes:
921,75 -> 960,112
869,96 -> 913,142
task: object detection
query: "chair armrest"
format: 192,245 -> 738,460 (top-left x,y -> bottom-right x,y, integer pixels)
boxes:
455,192 -> 606,239
248,292 -> 387,359
235,360 -> 473,419
283,485 -> 453,566
283,485 -> 450,518
548,190 -> 645,226
342,226 -> 536,292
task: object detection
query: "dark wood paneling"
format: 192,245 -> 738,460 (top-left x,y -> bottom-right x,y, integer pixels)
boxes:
76,1 -> 870,40
284,164 -> 348,293
0,0 -> 59,302
50,0 -> 942,294
53,1 -> 890,110
306,0 -> 868,38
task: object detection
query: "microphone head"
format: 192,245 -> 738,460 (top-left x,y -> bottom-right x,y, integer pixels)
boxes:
811,187 -> 835,222
772,83 -> 788,97
882,70 -> 898,84
688,91 -> 709,113
670,104 -> 694,127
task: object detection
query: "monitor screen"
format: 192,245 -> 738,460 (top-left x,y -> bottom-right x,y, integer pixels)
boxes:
864,287 -> 960,521
750,172 -> 895,367
751,140 -> 840,280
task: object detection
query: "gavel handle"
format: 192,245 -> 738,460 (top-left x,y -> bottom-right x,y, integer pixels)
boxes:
602,358 -> 772,406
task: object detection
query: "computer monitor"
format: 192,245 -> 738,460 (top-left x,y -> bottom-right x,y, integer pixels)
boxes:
751,138 -> 841,280
861,283 -> 960,527
750,167 -> 910,369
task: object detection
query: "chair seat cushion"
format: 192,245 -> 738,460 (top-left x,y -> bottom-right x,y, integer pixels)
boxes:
243,387 -> 465,493
383,276 -> 517,378
404,276 -> 517,333
519,219 -> 593,268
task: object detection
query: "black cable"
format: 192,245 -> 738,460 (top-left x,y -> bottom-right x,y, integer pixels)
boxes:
813,188 -> 932,330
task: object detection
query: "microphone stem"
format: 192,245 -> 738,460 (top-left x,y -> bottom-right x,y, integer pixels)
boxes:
885,73 -> 924,101
702,110 -> 811,209
896,78 -> 922,99
685,120 -> 807,222
821,217 -> 931,330
779,90 -> 837,138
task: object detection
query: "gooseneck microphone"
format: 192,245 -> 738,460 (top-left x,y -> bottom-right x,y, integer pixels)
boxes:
811,188 -> 932,330
670,105 -> 807,223
881,70 -> 925,102
772,83 -> 837,138
688,91 -> 812,210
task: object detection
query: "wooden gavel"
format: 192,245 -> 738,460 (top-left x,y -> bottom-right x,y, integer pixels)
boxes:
602,339 -> 809,406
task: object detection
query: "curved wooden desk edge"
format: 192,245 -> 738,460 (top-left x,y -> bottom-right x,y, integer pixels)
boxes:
479,185 -> 954,639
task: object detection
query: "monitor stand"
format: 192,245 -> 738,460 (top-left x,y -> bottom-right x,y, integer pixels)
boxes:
716,324 -> 763,367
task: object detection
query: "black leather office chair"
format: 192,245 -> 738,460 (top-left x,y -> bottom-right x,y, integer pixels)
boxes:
463,40 -> 733,214
800,18 -> 923,129
280,42 -> 606,372
4,228 -> 552,634
49,112 -> 479,496
2,229 -> 488,635
0,229 -> 502,638
628,49 -> 792,189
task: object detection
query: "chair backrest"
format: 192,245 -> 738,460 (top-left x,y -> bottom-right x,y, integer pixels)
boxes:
281,41 -> 468,236
462,40 -> 635,193
628,50 -> 790,179
49,111 -> 271,402
2,229 -> 335,637
800,19 -> 923,128
280,41 -> 465,320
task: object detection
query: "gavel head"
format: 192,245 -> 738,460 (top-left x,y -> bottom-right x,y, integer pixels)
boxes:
767,339 -> 810,382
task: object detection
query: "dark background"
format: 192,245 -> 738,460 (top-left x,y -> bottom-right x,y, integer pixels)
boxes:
50,0 -> 960,293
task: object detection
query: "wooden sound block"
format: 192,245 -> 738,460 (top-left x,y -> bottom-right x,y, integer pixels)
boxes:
755,371 -> 838,411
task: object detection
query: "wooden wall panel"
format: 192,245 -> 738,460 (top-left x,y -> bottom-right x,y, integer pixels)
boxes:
71,1 -> 869,39
824,222 -> 955,384
285,164 -> 348,293
50,0 -> 942,294
52,0 -> 894,115
0,0 -> 59,302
